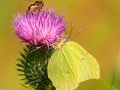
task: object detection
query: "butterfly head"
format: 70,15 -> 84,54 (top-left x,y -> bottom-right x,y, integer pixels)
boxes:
53,35 -> 70,50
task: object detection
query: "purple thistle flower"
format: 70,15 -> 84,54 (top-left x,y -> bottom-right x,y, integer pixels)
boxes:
13,9 -> 67,46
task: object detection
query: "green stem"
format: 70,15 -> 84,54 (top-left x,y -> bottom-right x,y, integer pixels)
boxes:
110,62 -> 117,90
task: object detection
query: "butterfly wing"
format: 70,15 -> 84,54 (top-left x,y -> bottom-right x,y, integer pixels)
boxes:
48,41 -> 100,90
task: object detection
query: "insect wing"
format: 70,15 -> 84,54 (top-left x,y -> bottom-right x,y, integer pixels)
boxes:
48,41 -> 100,90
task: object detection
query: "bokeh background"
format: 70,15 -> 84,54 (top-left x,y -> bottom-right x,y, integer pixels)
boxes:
0,0 -> 120,90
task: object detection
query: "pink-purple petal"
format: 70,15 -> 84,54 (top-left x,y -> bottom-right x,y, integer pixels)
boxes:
13,9 -> 67,46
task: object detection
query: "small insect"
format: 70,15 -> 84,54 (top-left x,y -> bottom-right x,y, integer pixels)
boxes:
27,0 -> 44,13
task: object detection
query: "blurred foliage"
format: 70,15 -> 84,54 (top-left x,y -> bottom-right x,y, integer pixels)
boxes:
0,0 -> 120,90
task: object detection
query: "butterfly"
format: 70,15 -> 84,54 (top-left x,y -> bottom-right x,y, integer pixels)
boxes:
48,29 -> 100,90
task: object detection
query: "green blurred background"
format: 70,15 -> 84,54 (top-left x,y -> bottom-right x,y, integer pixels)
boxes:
0,0 -> 120,90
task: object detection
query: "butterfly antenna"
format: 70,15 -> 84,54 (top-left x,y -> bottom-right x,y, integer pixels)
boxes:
70,28 -> 82,39
69,22 -> 74,37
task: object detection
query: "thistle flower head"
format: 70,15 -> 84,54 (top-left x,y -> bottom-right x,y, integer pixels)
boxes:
13,9 -> 67,46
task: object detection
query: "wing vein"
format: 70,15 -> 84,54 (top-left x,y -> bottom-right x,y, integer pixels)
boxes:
62,49 -> 76,77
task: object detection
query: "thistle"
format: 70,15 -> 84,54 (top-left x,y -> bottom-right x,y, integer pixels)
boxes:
13,9 -> 67,46
13,8 -> 67,90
